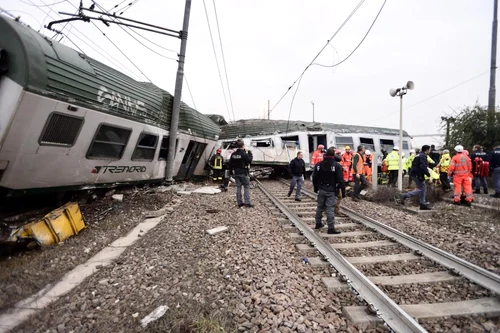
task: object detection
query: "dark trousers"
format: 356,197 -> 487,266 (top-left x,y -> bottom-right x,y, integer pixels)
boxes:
315,190 -> 337,230
353,175 -> 367,198
403,176 -> 427,205
440,172 -> 451,190
388,170 -> 398,187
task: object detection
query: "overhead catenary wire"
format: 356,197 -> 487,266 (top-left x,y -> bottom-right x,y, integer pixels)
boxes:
19,0 -> 67,7
269,0 -> 366,116
117,0 -> 139,16
311,0 -> 388,68
202,0 -> 232,121
212,0 -> 236,121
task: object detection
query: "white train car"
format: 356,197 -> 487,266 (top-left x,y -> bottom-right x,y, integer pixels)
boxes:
0,16 -> 219,198
217,119 -> 413,170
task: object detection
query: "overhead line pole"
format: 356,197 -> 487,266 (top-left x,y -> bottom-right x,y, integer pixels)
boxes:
488,0 -> 498,147
165,0 -> 192,183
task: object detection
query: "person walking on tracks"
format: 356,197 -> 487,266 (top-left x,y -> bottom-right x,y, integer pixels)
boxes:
351,145 -> 367,202
229,141 -> 254,208
312,147 -> 343,234
288,151 -> 306,201
398,145 -> 432,210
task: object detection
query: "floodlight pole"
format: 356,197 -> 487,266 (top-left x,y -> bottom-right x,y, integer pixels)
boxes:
398,94 -> 404,192
165,0 -> 192,183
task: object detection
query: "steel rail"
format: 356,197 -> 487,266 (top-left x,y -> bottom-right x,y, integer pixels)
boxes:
257,179 -> 427,333
282,179 -> 500,296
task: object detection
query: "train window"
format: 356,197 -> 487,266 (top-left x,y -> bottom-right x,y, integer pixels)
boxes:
39,112 -> 84,147
132,133 -> 158,161
403,141 -> 409,150
380,139 -> 394,152
359,137 -> 375,151
221,141 -> 239,149
159,136 -> 179,160
251,139 -> 273,148
86,124 -> 131,160
335,136 -> 354,148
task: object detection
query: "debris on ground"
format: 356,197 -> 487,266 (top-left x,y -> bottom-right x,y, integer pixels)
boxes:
111,194 -> 123,202
192,187 -> 221,195
140,305 -> 169,328
206,226 -> 228,235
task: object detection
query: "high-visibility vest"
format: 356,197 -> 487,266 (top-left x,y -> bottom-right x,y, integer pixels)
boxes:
406,155 -> 415,170
342,152 -> 353,168
351,153 -> 365,175
402,157 -> 408,172
448,153 -> 472,177
311,150 -> 323,166
384,151 -> 400,170
213,155 -> 223,170
439,154 -> 451,173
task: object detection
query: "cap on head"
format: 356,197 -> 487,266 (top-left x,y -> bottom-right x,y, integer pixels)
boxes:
345,146 -> 351,150
393,146 -> 399,151
216,148 -> 222,154
365,150 -> 371,155
454,145 -> 464,152
318,144 -> 324,150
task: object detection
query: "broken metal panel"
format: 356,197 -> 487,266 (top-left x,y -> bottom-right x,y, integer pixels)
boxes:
9,202 -> 86,246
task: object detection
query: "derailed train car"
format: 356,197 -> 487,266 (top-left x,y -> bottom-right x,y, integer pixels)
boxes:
0,16 -> 220,198
217,119 -> 413,171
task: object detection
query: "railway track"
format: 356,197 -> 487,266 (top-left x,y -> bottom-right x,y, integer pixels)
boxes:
257,179 -> 500,332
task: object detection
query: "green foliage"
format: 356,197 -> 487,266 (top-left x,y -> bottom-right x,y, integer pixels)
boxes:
441,105 -> 500,151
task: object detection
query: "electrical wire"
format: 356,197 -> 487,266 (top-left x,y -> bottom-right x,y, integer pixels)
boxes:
212,0 -> 236,121
184,75 -> 197,109
311,0 -> 387,68
19,0 -> 68,7
369,71 -> 490,124
107,0 -> 127,12
202,0 -> 232,121
269,0 -> 366,116
117,0 -> 139,16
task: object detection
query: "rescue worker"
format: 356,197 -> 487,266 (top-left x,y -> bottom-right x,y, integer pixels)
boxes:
488,144 -> 500,198
437,149 -> 451,191
406,149 -> 416,188
381,148 -> 388,159
351,145 -> 367,202
399,145 -> 432,210
470,145 -> 489,194
402,152 -> 408,176
448,145 -> 473,206
229,141 -> 254,208
341,146 -> 353,182
288,151 -> 306,201
364,150 -> 373,183
334,149 -> 346,215
209,148 -> 224,182
384,146 -> 400,187
313,147 -> 343,234
310,144 -> 325,168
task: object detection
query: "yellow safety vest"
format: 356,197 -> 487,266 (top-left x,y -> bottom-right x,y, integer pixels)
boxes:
439,154 -> 451,173
384,151 -> 400,170
213,155 -> 223,170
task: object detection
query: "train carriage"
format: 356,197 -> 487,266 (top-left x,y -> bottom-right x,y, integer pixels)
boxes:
0,15 -> 219,198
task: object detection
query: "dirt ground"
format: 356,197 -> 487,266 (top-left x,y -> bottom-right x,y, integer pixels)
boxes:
0,186 -> 172,312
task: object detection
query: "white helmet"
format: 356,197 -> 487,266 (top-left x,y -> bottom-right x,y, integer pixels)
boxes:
410,149 -> 415,154
454,145 -> 464,152
402,152 -> 406,157
393,146 -> 399,150
365,150 -> 371,155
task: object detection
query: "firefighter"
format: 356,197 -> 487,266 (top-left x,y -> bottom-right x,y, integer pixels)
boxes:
488,144 -> 500,198
384,146 -> 400,187
341,146 -> 353,183
437,149 -> 451,191
311,144 -> 325,168
210,148 -> 224,182
470,144 -> 489,194
448,145 -> 474,206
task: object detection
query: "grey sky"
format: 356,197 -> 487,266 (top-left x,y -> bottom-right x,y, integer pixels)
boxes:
1,0 -> 496,147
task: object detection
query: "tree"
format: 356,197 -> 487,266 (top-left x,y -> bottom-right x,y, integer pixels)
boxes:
440,104 -> 500,151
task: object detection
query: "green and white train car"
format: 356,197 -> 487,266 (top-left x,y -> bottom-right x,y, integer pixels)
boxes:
0,15 -> 220,198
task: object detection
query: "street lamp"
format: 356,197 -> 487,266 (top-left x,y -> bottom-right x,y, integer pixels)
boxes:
389,81 -> 414,192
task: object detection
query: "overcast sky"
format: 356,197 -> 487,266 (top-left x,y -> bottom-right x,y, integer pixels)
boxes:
1,0 -> 497,147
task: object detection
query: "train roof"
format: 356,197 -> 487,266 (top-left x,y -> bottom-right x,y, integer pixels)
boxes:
0,15 -> 220,139
219,119 -> 411,139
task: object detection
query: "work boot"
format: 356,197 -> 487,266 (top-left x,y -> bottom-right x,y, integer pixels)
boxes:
245,204 -> 254,208
464,201 -> 472,207
398,194 -> 406,205
419,204 -> 431,210
327,228 -> 341,235
315,223 -> 325,229
238,203 -> 245,208
295,198 -> 301,202
474,189 -> 480,194
352,196 -> 360,202
484,189 -> 489,194
287,190 -> 292,197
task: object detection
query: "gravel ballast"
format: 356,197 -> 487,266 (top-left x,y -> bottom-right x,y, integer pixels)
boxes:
11,187 -> 384,333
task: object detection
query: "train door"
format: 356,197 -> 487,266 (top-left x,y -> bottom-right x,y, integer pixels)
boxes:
308,134 -> 326,161
176,141 -> 207,180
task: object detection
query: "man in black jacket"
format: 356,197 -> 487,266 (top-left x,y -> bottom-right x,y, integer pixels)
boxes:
288,152 -> 306,201
229,141 -> 254,207
312,147 -> 343,234
399,145 -> 431,210
488,144 -> 500,198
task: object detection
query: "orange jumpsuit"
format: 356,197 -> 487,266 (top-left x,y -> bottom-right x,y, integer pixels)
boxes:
341,151 -> 353,182
364,154 -> 372,183
448,153 -> 473,203
311,149 -> 324,167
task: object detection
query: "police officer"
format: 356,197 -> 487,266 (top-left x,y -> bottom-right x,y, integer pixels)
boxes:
229,140 -> 254,207
312,147 -> 343,234
470,144 -> 489,194
488,144 -> 500,198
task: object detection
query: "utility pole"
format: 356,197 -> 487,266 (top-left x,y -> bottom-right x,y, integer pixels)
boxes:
268,100 -> 270,120
488,0 -> 498,147
165,0 -> 192,183
441,116 -> 455,149
311,101 -> 315,122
